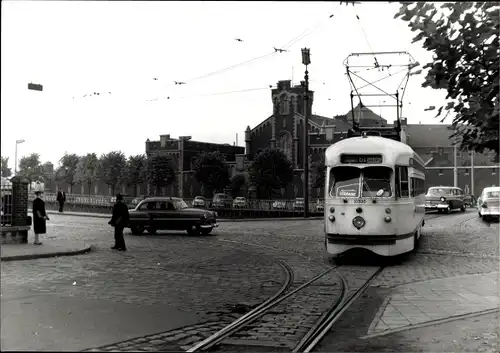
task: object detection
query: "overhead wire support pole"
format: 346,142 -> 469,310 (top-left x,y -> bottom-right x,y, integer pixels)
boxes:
302,48 -> 311,219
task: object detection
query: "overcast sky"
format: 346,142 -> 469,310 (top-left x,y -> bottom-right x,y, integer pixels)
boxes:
1,1 -> 449,170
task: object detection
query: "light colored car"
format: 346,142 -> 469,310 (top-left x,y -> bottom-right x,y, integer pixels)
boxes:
477,186 -> 500,221
315,199 -> 324,212
425,186 -> 466,213
272,200 -> 288,210
212,193 -> 232,208
233,197 -> 247,208
192,196 -> 206,207
293,198 -> 305,210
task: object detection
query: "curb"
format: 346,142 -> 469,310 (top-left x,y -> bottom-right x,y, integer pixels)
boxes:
1,244 -> 93,262
31,210 -> 323,222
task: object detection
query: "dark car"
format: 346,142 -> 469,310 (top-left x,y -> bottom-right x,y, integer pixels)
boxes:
127,197 -> 219,236
425,186 -> 466,213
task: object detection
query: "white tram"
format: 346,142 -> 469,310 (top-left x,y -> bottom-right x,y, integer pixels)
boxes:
323,135 -> 426,257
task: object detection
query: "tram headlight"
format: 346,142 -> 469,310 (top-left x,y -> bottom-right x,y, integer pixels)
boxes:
328,215 -> 336,222
384,216 -> 392,223
385,208 -> 391,214
440,197 -> 446,202
330,207 -> 335,213
352,216 -> 365,229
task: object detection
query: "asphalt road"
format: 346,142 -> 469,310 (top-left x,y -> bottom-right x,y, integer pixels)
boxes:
1,210 -> 498,351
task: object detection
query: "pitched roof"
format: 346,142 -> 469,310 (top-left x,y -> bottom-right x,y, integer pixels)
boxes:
345,103 -> 388,126
405,124 -> 457,147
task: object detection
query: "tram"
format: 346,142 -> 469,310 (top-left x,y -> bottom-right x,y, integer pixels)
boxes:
323,134 -> 426,257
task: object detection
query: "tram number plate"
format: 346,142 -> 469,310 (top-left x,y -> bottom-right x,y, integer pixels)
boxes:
354,199 -> 367,203
341,154 -> 383,164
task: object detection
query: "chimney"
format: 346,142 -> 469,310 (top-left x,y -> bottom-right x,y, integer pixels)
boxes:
325,125 -> 335,142
160,134 -> 170,148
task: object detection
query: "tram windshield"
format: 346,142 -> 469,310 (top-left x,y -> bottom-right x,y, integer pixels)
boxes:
328,166 -> 392,198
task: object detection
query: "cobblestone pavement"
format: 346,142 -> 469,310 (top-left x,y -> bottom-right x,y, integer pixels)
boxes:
3,210 -> 499,352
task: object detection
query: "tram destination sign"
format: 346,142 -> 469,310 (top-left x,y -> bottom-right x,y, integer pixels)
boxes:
341,154 -> 383,164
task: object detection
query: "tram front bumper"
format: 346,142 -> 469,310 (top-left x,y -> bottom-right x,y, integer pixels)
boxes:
327,233 -> 412,246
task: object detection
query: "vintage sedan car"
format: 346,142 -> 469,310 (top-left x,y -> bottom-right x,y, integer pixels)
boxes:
192,196 -> 206,208
233,197 -> 247,208
315,199 -> 324,212
212,193 -> 233,208
425,186 -> 466,213
293,198 -> 305,211
127,197 -> 218,236
272,200 -> 288,210
477,186 -> 500,221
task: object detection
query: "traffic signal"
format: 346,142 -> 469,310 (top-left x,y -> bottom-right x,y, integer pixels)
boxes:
28,83 -> 43,91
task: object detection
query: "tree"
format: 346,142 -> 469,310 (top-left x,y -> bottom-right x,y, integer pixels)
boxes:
395,2 -> 499,155
229,174 -> 246,198
193,151 -> 231,197
74,153 -> 99,196
1,157 -> 12,178
248,148 -> 293,199
18,153 -> 44,186
126,154 -> 148,196
56,153 -> 80,193
97,151 -> 127,196
146,154 -> 176,196
311,156 -> 326,189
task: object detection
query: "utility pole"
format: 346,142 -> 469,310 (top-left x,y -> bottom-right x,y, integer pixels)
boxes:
301,48 -> 311,218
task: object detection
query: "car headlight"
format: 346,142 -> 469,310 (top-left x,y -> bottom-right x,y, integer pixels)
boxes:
352,216 -> 365,229
440,197 -> 446,202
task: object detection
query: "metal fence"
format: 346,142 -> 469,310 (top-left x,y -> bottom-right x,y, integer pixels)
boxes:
29,192 -> 324,217
1,178 -> 13,226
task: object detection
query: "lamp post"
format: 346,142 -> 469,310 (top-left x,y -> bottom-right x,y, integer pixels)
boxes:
14,139 -> 25,175
301,48 -> 311,218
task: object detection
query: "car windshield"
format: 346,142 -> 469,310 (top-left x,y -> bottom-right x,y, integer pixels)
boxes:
236,197 -> 244,201
195,196 -> 204,200
329,166 -> 361,198
174,200 -> 189,209
485,191 -> 500,198
362,167 -> 392,197
427,188 -> 453,196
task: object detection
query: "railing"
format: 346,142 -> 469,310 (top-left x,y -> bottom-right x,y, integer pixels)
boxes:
29,192 -> 325,218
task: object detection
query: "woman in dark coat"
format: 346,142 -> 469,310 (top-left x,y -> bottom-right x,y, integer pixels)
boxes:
33,190 -> 49,245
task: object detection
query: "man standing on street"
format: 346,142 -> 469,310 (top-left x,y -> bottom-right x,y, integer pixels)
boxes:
57,188 -> 66,212
108,194 -> 129,251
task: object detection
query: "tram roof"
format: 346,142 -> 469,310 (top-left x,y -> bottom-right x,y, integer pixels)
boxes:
325,136 -> 417,167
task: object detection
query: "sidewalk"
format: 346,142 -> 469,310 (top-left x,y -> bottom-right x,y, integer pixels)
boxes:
29,209 -> 323,222
363,271 -> 500,339
1,239 -> 92,262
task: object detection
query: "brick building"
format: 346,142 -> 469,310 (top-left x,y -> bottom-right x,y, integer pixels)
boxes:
243,79 -> 499,199
145,134 -> 245,198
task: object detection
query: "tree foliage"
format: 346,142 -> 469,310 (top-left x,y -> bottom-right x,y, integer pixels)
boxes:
1,157 -> 12,178
395,2 -> 499,155
126,154 -> 147,196
248,148 -> 294,199
97,151 -> 127,196
311,156 -> 326,189
229,174 -> 246,198
146,154 -> 176,196
193,151 -> 230,197
56,153 -> 81,192
75,153 -> 99,195
18,153 -> 44,185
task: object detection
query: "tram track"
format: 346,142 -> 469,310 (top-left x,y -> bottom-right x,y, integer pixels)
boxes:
186,239 -> 385,353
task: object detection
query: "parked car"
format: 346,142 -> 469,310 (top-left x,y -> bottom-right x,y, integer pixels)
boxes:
477,186 -> 500,221
425,186 -> 466,213
315,199 -> 324,212
233,197 -> 247,208
127,197 -> 218,236
212,193 -> 232,208
293,198 -> 305,211
192,196 -> 206,208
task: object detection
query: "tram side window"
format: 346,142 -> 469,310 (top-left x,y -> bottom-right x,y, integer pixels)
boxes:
410,177 -> 425,197
395,166 -> 409,198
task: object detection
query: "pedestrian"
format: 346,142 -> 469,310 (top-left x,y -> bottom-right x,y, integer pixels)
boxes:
57,188 -> 66,212
32,190 -> 49,245
108,193 -> 129,251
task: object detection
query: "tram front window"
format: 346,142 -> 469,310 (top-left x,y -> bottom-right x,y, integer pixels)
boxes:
362,166 -> 392,197
329,167 -> 361,197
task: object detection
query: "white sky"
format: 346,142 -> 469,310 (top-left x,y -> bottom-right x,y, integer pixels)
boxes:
1,1 -> 449,170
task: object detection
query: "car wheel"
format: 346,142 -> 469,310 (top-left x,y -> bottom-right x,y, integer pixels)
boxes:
445,204 -> 451,214
147,228 -> 157,235
186,225 -> 200,236
131,226 -> 144,235
201,228 -> 212,236
460,205 -> 466,212
478,211 -> 482,218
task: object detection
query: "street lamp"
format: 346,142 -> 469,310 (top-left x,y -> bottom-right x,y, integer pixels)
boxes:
14,139 -> 25,175
301,48 -> 311,218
